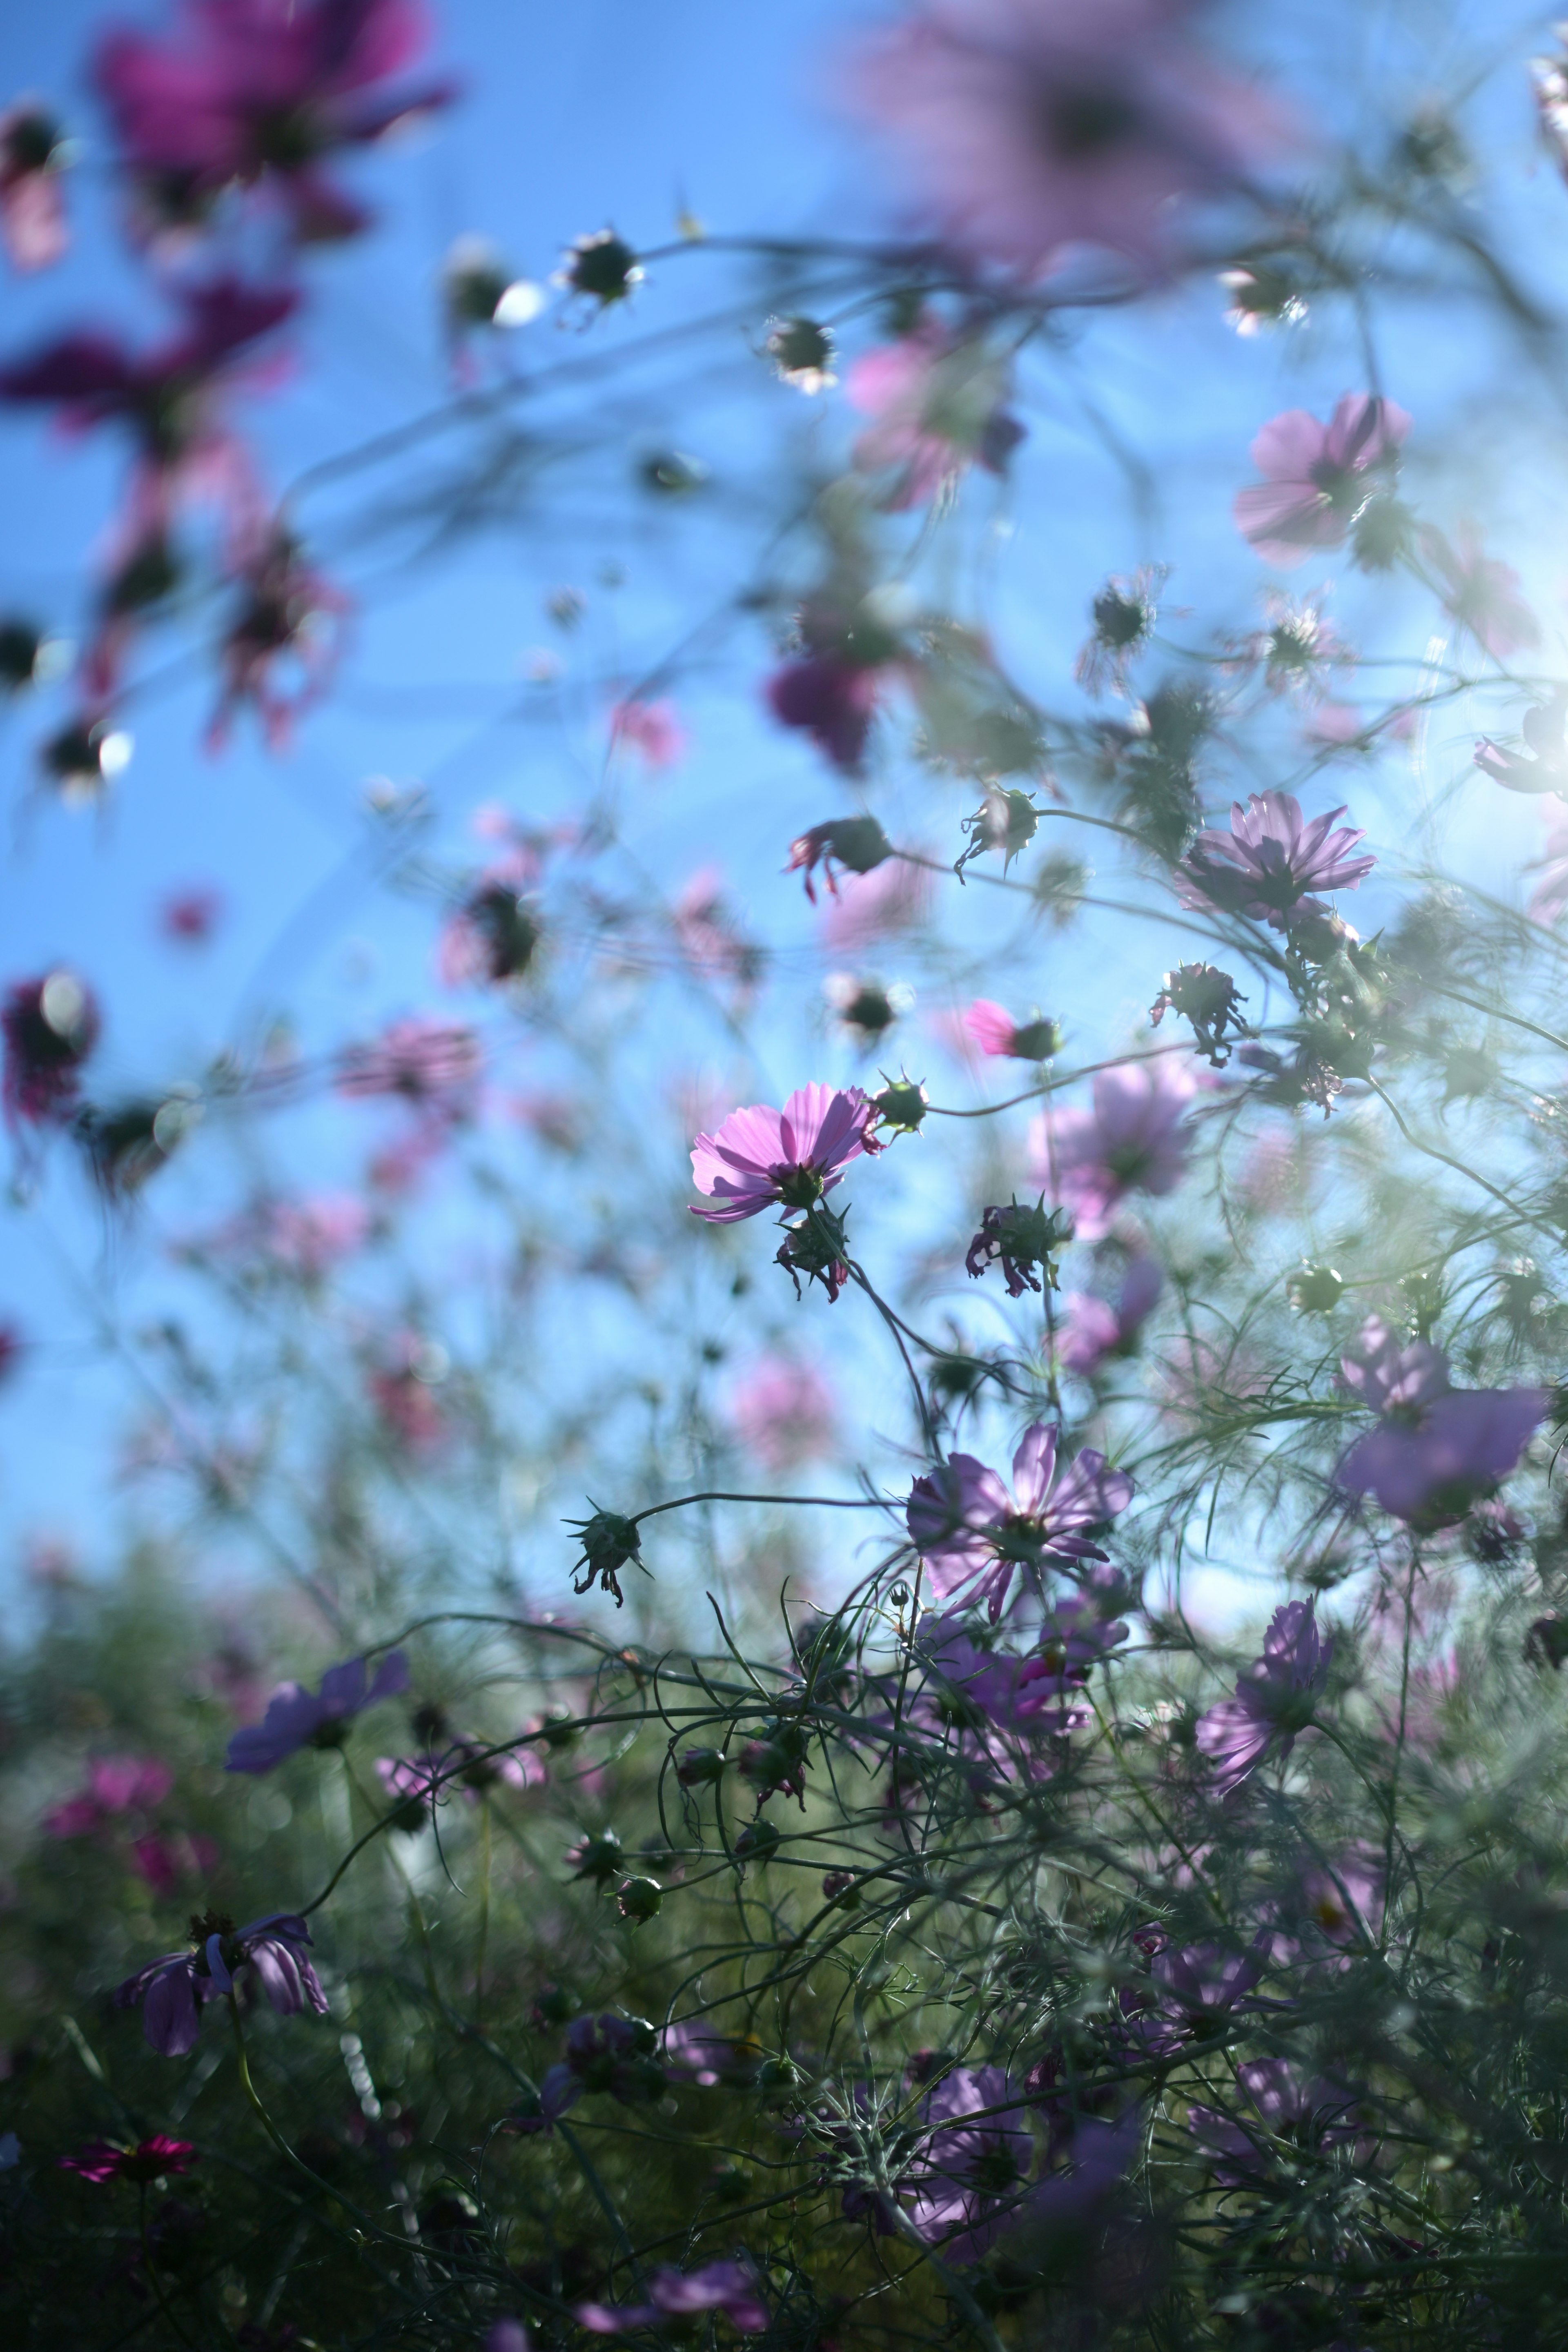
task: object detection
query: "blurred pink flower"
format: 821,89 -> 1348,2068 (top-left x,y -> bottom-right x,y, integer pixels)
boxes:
690,1085 -> 875,1224
1234,394 -> 1409,566
1422,526 -> 1538,659
0,103 -> 69,272
159,886 -> 224,944
2,970 -> 100,1131
1195,1599 -> 1331,1793
438,866 -> 540,989
1029,1058 -> 1196,1240
367,1337 -> 449,1453
94,0 -> 454,246
963,998 -> 1059,1059
1176,790 -> 1374,929
609,697 -> 687,769
727,1357 -> 839,1469
1527,796 -> 1568,925
336,1017 -> 483,1116
820,855 -> 931,951
853,0 -> 1271,284
1336,1314 -> 1545,1525
1056,1254 -> 1162,1374
766,655 -> 883,773
671,867 -> 762,991
847,316 -> 1022,507
1477,689 -> 1568,795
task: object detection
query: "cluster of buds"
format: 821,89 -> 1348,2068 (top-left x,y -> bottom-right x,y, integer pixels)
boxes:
738,1717 -> 811,1807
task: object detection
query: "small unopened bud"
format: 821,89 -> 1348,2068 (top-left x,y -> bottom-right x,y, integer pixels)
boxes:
568,1829 -> 624,1884
872,1076 -> 929,1136
530,1982 -> 576,2028
735,1818 -> 780,1864
555,230 -> 643,307
565,1505 -> 644,1606
1287,1265 -> 1344,1314
821,1869 -> 859,1907
615,1875 -> 663,1922
764,315 -> 836,392
677,1746 -> 725,1788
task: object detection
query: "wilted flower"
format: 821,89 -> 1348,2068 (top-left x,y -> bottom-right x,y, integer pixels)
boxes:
60,2136 -> 197,2185
1177,791 -> 1375,929
964,999 -> 1061,1060
2,970 -> 99,1129
965,1195 -> 1068,1298
1234,394 -> 1409,566
956,786 -> 1040,875
577,2261 -> 768,2335
565,1506 -> 644,1606
1029,1058 -> 1196,1241
1336,1314 -> 1545,1525
0,103 -> 69,272
1194,1599 -> 1332,1793
847,316 -> 1022,508
226,1650 -> 410,1772
1477,690 -> 1568,795
907,1420 -> 1134,1620
727,1357 -> 839,1469
786,815 -> 894,904
854,0 -> 1270,284
94,0 -> 453,244
690,1083 -> 876,1223
1148,963 -> 1248,1065
767,655 -> 884,773
1421,525 -> 1538,659
1056,1254 -> 1163,1374
116,1909 -> 327,2055
1074,566 -> 1165,696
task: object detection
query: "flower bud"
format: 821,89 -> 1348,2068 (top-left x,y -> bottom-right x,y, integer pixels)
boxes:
764,316 -> 836,392
872,1076 -> 928,1136
530,1982 -> 576,2029
565,1505 -> 644,1605
821,1870 -> 859,1907
615,1875 -> 662,1923
555,229 -> 643,307
735,1818 -> 780,1864
677,1746 -> 726,1787
567,1829 -> 624,1884
1287,1265 -> 1344,1314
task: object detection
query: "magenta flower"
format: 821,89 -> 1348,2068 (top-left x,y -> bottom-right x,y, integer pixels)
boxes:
1476,690 -> 1568,795
1028,1058 -> 1195,1241
2,970 -> 99,1129
335,1018 -> 483,1113
1335,1315 -> 1545,1526
906,1421 -> 1133,1621
160,887 -> 224,944
116,1910 -> 326,2055
45,1753 -> 173,1839
577,2262 -> 768,2336
60,2135 -> 197,2185
964,999 -> 1060,1060
766,655 -> 882,773
690,1084 -> 875,1224
94,0 -> 454,245
847,316 -> 1022,508
1194,1599 -> 1332,1794
0,104 -> 69,272
854,0 -> 1270,285
1234,394 -> 1410,566
1177,790 -> 1374,929
1421,526 -> 1539,659
226,1649 -> 409,1772
923,1599 -> 1128,1737
1056,1254 -> 1163,1375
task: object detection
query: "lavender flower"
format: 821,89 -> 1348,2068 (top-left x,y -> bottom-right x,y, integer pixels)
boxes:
116,1909 -> 326,2055
904,2065 -> 1032,2260
1422,526 -> 1538,658
1335,1315 -> 1546,1526
514,2013 -> 665,2135
690,1084 -> 876,1223
906,1421 -> 1133,1620
1028,1058 -> 1196,1241
1194,1599 -> 1332,1793
1234,394 -> 1409,565
577,2262 -> 768,2335
1176,791 -> 1374,929
963,999 -> 1061,1060
335,1018 -> 483,1112
1187,2058 -> 1354,2185
847,317 -> 1022,509
1133,1937 -> 1268,2056
854,0 -> 1270,285
1057,1254 -> 1163,1374
225,1650 -> 409,1773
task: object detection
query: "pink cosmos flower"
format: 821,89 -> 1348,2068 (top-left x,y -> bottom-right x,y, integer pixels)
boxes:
820,855 -> 932,950
60,2136 -> 197,2185
0,104 -> 69,272
577,2262 -> 767,2336
335,1017 -> 483,1115
853,0 -> 1270,285
1335,1314 -> 1545,1526
904,2064 -> 1032,2259
1028,1058 -> 1196,1241
94,0 -> 454,246
1176,789 -> 1374,929
964,999 -> 1060,1059
608,697 -> 687,769
1233,394 -> 1410,566
727,1357 -> 839,1469
1421,526 -> 1538,659
1056,1253 -> 1163,1374
906,1420 -> 1134,1621
1194,1599 -> 1331,1793
689,1084 -> 875,1224
45,1754 -> 173,1839
846,316 -> 1022,508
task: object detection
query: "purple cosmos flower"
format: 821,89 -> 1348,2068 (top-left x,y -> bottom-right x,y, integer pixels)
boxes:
2,970 -> 100,1129
94,0 -> 454,246
116,1910 -> 326,2055
964,998 -> 1061,1060
660,2020 -> 760,2089
854,0 -> 1270,285
847,316 -> 1023,509
225,1649 -> 409,1772
902,2064 -> 1032,2261
923,1599 -> 1128,1738
785,815 -> 893,905
0,105 -> 69,273
1028,1058 -> 1195,1241
1335,1315 -> 1546,1526
1194,1599 -> 1332,1794
59,2135 -> 197,2184
1234,394 -> 1410,566
515,2013 -> 665,2136
577,2261 -> 768,2336
1056,1254 -> 1163,1375
766,655 -> 883,773
1476,689 -> 1568,795
1014,2109 -> 1138,2235
690,1084 -> 876,1223
1134,1936 -> 1268,2057
486,2325 -> 531,2352
1177,791 -> 1374,929
906,1421 -> 1133,1621
1187,2058 -> 1354,2185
